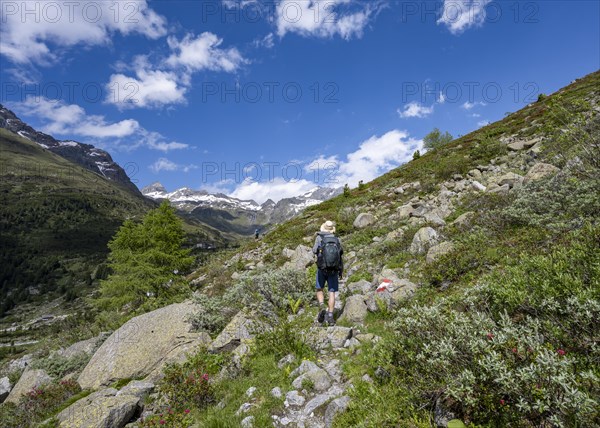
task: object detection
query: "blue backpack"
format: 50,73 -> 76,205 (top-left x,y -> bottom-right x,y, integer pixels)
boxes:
317,234 -> 341,272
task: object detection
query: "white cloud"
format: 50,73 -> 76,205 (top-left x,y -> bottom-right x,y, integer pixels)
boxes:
13,97 -> 187,151
471,113 -> 481,118
166,33 -> 246,72
437,0 -> 492,34
276,0 -> 378,40
149,158 -> 198,173
0,0 -> 166,65
230,177 -> 317,204
16,96 -> 140,138
461,101 -> 487,110
253,33 -> 275,49
222,0 -> 258,8
106,33 -> 244,109
477,120 -> 491,127
208,130 -> 421,203
397,101 -> 434,118
437,92 -> 446,104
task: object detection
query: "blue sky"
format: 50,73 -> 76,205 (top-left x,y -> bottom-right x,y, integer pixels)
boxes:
1,0 -> 598,203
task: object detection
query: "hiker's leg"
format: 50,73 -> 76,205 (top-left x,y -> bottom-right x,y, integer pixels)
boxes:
328,291 -> 335,313
327,272 -> 339,320
316,269 -> 325,305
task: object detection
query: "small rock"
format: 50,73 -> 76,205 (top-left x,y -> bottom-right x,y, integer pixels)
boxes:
246,386 -> 257,398
396,204 -> 414,220
278,354 -> 297,369
347,279 -> 372,295
285,390 -> 305,407
290,360 -> 320,378
344,337 -> 360,349
236,402 -> 253,415
241,416 -> 255,428
292,368 -> 332,392
324,396 -> 351,427
471,181 -> 486,192
488,183 -> 510,195
410,227 -> 439,255
524,162 -> 560,183
361,374 -> 373,383
339,295 -> 368,324
353,213 -> 376,229
271,387 -> 282,399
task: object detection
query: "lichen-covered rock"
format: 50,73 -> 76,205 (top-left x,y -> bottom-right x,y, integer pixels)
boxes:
347,279 -> 372,295
410,227 -> 439,254
353,213 -> 376,229
210,311 -> 260,353
78,302 -> 207,390
56,332 -> 109,359
524,162 -> 560,183
56,388 -> 140,428
339,295 -> 368,323
284,245 -> 314,270
307,327 -> 353,350
292,368 -> 331,392
451,212 -> 475,229
5,368 -> 52,403
390,279 -> 418,303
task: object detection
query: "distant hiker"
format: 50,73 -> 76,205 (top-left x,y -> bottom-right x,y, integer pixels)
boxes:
255,228 -> 260,240
313,220 -> 344,326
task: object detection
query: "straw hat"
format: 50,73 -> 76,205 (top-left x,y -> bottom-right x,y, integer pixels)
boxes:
320,220 -> 336,233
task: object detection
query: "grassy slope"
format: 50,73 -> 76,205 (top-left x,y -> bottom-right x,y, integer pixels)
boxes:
0,128 -> 225,316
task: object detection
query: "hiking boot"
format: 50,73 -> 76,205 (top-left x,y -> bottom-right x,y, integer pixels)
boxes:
317,307 -> 326,323
326,312 -> 335,326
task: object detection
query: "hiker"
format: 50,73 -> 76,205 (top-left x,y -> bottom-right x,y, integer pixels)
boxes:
313,220 -> 343,326
254,228 -> 260,240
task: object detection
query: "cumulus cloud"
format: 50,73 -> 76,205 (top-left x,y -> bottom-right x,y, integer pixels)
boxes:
220,130 -> 422,203
149,158 -> 198,173
275,0 -> 379,40
437,0 -> 492,34
106,33 -> 245,109
477,120 -> 491,127
230,177 -> 318,204
14,97 -> 188,151
0,0 -> 167,65
397,101 -> 434,118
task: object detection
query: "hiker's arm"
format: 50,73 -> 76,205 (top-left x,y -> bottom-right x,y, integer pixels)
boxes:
312,235 -> 321,254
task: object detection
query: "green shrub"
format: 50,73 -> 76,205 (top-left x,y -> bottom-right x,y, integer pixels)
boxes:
0,379 -> 82,428
188,293 -> 230,335
30,352 -> 90,379
254,318 -> 315,361
361,225 -> 600,427
159,364 -> 215,410
140,408 -> 194,428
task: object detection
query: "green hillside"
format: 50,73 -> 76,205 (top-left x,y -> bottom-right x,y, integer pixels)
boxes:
0,128 -> 224,316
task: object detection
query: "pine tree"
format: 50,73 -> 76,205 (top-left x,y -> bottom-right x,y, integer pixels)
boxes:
96,201 -> 194,313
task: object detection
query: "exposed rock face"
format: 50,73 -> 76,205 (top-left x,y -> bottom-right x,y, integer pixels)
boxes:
347,279 -> 372,295
56,388 -> 140,428
325,396 -> 351,427
339,295 -> 368,324
451,212 -> 475,229
524,162 -> 560,183
507,137 -> 542,151
410,227 -> 439,254
353,213 -> 376,229
78,302 -> 206,390
5,368 -> 52,403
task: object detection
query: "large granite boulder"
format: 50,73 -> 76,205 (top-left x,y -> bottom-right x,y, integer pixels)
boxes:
78,302 -> 207,390
0,376 -> 12,403
56,388 -> 140,428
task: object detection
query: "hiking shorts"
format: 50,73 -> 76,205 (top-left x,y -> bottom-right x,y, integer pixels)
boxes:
316,269 -> 339,293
